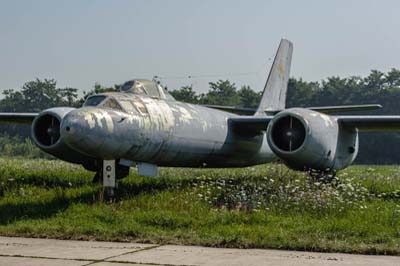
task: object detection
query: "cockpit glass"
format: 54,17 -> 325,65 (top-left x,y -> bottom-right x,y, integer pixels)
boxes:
141,82 -> 160,98
84,95 -> 106,106
131,83 -> 147,95
121,80 -> 134,91
120,80 -> 162,98
101,97 -> 123,111
119,100 -> 138,114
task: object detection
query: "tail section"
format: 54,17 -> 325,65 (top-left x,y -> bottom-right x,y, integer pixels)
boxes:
255,39 -> 293,116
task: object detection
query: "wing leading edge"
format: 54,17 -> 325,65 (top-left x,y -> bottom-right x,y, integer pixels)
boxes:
205,104 -> 382,116
229,114 -> 400,136
0,113 -> 38,124
337,116 -> 400,132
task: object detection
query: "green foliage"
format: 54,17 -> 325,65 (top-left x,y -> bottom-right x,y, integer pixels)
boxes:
201,80 -> 240,106
237,85 -> 261,108
169,85 -> 199,104
0,134 -> 52,159
0,158 -> 399,254
0,79 -> 79,112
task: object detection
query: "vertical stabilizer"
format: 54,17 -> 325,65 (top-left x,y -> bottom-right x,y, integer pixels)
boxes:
255,39 -> 293,116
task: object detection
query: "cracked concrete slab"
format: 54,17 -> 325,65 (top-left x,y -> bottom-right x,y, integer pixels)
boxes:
0,256 -> 87,266
0,236 -> 156,261
0,237 -> 399,266
112,244 -> 400,266
92,263 -> 159,266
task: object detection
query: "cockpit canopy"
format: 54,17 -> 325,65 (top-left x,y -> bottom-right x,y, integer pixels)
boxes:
82,79 -> 174,114
83,95 -> 123,110
120,79 -> 174,100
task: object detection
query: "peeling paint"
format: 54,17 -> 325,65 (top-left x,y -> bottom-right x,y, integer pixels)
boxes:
61,90 -> 275,168
84,113 -> 96,129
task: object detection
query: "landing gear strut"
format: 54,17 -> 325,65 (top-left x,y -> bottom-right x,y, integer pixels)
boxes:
102,160 -> 116,198
92,160 -> 130,200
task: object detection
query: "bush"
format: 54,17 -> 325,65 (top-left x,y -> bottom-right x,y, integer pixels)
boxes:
0,134 -> 53,159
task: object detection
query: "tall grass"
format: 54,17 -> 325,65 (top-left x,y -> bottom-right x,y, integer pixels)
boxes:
0,158 -> 399,255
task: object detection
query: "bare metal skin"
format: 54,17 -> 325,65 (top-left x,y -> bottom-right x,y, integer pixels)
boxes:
60,95 -> 275,168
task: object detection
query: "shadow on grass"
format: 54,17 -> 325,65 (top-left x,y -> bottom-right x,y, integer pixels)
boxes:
0,175 -> 196,225
0,189 -> 97,225
1,175 -> 92,190
117,175 -> 195,198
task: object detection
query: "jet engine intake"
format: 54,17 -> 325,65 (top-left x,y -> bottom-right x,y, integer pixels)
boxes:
31,107 -> 94,164
267,108 -> 341,171
33,113 -> 61,147
270,115 -> 306,152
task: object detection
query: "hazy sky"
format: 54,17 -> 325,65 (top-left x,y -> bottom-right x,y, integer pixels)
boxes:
1,0 -> 399,94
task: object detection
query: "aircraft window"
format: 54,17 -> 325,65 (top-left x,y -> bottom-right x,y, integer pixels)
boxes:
84,95 -> 106,106
119,100 -> 138,114
132,100 -> 148,114
121,80 -> 134,91
159,85 -> 175,100
142,82 -> 160,98
131,84 -> 147,95
101,97 -> 123,111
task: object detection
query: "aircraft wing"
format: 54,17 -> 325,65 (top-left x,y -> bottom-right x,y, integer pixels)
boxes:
205,104 -> 382,115
229,115 -> 400,135
337,116 -> 400,131
204,105 -> 256,115
309,104 -> 382,113
0,113 -> 38,124
228,116 -> 273,135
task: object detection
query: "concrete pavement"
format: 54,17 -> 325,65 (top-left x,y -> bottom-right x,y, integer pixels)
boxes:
0,236 -> 398,266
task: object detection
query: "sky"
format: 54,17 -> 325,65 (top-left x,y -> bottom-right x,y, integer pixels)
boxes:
0,0 -> 399,94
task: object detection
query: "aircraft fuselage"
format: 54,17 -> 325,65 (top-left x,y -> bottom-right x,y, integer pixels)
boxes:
61,93 -> 275,168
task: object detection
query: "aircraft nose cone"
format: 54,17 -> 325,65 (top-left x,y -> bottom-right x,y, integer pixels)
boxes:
60,108 -> 133,159
60,109 -> 106,156
61,110 -> 84,140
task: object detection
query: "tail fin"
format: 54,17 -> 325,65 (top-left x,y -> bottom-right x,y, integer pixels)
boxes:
255,39 -> 293,116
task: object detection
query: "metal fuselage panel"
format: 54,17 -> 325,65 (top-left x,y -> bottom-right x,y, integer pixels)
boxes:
120,96 -> 275,167
61,94 -> 275,167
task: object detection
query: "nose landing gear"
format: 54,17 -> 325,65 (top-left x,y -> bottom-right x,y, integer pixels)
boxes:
92,160 -> 130,200
102,160 -> 116,198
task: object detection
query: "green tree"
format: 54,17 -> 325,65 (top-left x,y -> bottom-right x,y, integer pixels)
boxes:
237,85 -> 261,108
286,78 -> 319,107
0,78 -> 79,112
0,78 -> 80,137
201,80 -> 239,106
170,85 -> 199,104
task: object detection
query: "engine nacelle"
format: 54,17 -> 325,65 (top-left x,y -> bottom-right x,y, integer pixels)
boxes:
267,108 -> 358,171
31,107 -> 94,164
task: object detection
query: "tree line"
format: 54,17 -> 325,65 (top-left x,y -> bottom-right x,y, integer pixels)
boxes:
1,69 -> 400,163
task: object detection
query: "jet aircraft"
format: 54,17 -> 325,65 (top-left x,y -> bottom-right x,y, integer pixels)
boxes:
1,39 -> 399,194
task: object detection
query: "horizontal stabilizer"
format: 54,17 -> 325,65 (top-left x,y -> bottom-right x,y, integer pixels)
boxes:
0,113 -> 38,124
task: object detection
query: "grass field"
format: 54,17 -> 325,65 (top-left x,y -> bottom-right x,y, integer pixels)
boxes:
0,158 -> 399,255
